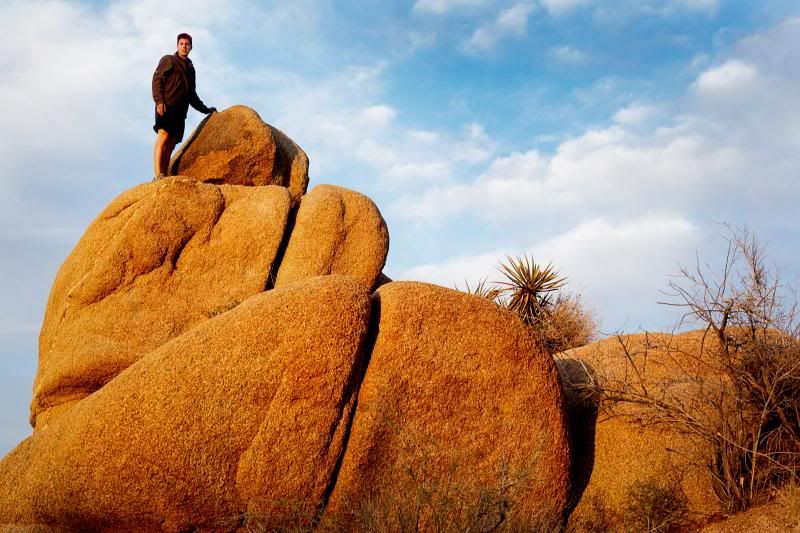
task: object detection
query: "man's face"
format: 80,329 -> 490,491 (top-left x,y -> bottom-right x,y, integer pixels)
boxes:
177,38 -> 192,58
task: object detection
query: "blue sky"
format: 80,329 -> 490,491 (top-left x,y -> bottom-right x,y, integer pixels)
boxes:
1,0 -> 799,455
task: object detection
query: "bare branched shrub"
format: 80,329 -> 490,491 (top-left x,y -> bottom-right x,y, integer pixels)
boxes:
590,226 -> 800,513
460,255 -> 597,353
221,499 -> 321,533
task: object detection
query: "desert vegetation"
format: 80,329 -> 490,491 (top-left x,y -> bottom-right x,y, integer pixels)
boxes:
233,415 -> 565,533
465,230 -> 799,531
462,254 -> 597,353
579,226 -> 800,519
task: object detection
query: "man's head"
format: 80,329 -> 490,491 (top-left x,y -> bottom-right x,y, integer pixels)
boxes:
176,33 -> 192,58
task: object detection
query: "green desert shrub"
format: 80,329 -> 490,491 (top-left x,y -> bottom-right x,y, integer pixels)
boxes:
622,478 -> 688,532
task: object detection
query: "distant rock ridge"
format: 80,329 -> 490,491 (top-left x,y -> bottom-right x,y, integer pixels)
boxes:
0,106 -> 573,530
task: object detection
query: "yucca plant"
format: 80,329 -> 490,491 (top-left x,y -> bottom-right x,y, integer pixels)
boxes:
461,277 -> 503,302
495,254 -> 566,327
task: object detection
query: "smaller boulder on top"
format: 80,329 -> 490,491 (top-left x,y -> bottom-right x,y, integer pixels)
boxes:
168,105 -> 309,201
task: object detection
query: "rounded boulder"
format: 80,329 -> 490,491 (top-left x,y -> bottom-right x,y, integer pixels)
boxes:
1,276 -> 372,531
168,105 -> 309,201
325,281 -> 572,529
33,178 -> 292,429
275,184 -> 389,291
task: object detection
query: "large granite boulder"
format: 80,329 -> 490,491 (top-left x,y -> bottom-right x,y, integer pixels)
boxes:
168,105 -> 309,201
2,102 -> 582,530
1,276 -> 371,531
33,178 -> 292,429
561,331 -> 722,527
325,281 -> 573,529
275,184 -> 389,291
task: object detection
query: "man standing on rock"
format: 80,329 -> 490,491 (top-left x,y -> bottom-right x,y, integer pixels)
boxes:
152,33 -> 216,180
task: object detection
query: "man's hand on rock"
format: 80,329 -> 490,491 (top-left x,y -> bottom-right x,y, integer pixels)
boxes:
157,103 -> 166,116
207,107 -> 217,114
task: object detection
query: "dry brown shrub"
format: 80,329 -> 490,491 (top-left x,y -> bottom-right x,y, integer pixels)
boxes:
588,226 -> 800,513
536,294 -> 598,353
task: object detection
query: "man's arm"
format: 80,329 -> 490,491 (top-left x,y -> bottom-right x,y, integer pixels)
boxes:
189,91 -> 213,114
152,55 -> 173,112
187,64 -> 215,114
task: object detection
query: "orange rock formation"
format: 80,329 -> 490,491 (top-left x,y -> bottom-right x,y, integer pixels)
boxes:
168,105 -> 309,201
0,107 -> 574,530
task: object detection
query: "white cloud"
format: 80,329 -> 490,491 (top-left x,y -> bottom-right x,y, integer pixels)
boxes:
466,3 -> 536,51
395,33 -> 800,227
408,31 -> 437,51
352,121 -> 494,189
413,0 -> 495,15
539,0 -> 592,16
549,45 -> 587,63
693,60 -> 759,95
406,129 -> 441,143
587,0 -> 721,25
455,123 -> 494,163
356,105 -> 397,130
613,103 -> 658,125
395,17 -> 800,334
402,248 -> 511,287
399,215 -> 702,330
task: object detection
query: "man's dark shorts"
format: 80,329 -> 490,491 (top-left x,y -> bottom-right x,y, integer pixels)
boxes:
153,105 -> 186,142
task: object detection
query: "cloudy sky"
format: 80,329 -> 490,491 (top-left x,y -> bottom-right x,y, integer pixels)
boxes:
1,0 -> 799,455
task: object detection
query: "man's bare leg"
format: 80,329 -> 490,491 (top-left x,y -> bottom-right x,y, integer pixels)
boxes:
153,129 -> 172,178
160,136 -> 177,177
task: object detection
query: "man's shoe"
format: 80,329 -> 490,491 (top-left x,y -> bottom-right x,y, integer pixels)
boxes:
152,173 -> 165,182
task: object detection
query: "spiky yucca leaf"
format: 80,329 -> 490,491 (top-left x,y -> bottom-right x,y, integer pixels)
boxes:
495,254 -> 566,326
460,278 -> 503,302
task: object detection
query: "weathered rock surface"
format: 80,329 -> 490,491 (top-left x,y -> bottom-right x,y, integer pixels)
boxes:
562,331 -> 722,526
326,281 -> 572,527
275,184 -> 389,291
33,178 -> 292,429
1,276 -> 371,531
701,498 -> 800,532
168,105 -> 309,201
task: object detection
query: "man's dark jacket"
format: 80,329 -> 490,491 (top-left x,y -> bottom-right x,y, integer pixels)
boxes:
151,53 -> 210,116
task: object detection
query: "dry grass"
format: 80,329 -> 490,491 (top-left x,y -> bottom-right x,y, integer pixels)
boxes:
779,480 -> 800,525
536,293 -> 598,353
566,492 -> 614,532
326,419 -> 563,532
